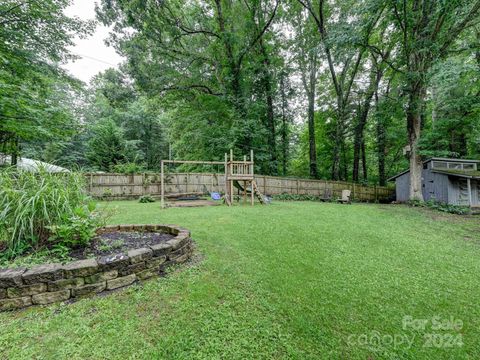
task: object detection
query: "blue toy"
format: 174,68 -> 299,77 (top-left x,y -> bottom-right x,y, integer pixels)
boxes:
210,192 -> 222,201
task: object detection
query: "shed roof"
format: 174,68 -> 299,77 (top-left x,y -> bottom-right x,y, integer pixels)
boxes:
388,157 -> 480,181
432,169 -> 480,180
427,157 -> 480,163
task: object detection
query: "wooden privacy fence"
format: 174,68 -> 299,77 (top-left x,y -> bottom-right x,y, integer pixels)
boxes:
86,173 -> 395,202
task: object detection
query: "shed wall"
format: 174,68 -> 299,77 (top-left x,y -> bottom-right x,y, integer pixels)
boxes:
472,180 -> 479,206
392,159 -> 480,205
431,173 -> 449,203
395,168 -> 449,203
448,178 -> 467,205
395,172 -> 410,202
448,178 -> 480,206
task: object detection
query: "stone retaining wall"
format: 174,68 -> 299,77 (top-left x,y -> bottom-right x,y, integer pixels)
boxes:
0,224 -> 193,311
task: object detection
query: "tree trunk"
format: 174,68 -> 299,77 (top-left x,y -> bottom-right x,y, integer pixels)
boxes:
342,141 -> 348,181
407,89 -> 424,201
260,42 -> 277,175
11,136 -> 18,166
265,87 -> 276,174
353,114 -> 370,183
307,89 -> 318,178
281,114 -> 288,176
280,74 -> 289,176
352,106 -> 362,182
331,111 -> 344,180
376,90 -> 386,186
361,137 -> 367,181
306,51 -> 318,179
353,64 -> 382,182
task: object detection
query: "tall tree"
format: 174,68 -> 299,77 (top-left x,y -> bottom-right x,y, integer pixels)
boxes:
97,0 -> 281,170
278,70 -> 294,176
86,119 -> 139,171
297,0 -> 384,180
385,0 -> 480,200
82,69 -> 168,171
421,56 -> 480,159
290,6 -> 320,178
0,0 -> 92,164
352,51 -> 390,182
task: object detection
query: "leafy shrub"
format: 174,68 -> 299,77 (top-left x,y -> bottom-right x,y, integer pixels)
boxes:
272,193 -> 323,201
47,202 -> 101,248
0,167 -> 101,259
139,194 -> 155,203
102,188 -> 113,198
408,199 -> 471,215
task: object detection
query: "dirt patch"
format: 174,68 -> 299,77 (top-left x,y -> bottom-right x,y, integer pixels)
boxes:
376,204 -> 480,244
379,203 -> 476,223
419,208 -> 480,224
463,235 -> 480,245
167,199 -> 221,208
69,231 -> 174,260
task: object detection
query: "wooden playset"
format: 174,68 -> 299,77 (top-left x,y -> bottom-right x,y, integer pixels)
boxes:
160,150 -> 265,208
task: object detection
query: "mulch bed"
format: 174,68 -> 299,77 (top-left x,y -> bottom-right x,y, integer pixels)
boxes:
69,231 -> 175,260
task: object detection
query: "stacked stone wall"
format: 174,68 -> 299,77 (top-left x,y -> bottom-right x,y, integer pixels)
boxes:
0,225 -> 193,311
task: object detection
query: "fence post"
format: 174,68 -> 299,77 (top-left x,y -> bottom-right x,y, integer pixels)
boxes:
352,183 -> 356,201
374,185 -> 378,203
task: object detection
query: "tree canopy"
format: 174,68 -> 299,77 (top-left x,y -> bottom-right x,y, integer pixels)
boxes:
1,0 -> 480,199
0,0 -> 93,163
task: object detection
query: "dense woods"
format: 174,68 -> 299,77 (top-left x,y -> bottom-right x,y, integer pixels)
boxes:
1,0 -> 480,200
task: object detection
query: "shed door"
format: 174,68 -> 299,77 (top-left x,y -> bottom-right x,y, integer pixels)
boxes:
457,179 -> 470,205
476,181 -> 480,206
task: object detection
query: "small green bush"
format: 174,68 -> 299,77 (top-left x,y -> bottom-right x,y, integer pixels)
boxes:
0,167 -> 102,259
272,193 -> 323,201
408,199 -> 470,215
139,194 -> 155,203
47,202 -> 101,248
102,188 -> 113,198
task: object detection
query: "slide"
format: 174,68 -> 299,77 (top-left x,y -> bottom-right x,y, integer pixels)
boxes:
233,180 -> 267,204
233,180 -> 251,194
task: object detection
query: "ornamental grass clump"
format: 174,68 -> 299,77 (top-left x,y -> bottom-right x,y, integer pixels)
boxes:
0,167 -> 101,259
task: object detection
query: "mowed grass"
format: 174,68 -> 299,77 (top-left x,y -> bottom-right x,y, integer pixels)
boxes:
1,201 -> 479,359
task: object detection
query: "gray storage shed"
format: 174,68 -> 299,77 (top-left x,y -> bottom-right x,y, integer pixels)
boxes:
389,158 -> 480,207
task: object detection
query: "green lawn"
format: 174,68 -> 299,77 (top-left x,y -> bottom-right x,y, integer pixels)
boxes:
1,201 -> 479,359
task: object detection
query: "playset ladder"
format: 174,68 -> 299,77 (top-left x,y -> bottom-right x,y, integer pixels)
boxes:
252,181 -> 265,204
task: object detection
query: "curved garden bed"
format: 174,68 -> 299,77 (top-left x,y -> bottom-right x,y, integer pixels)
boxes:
0,224 -> 193,311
